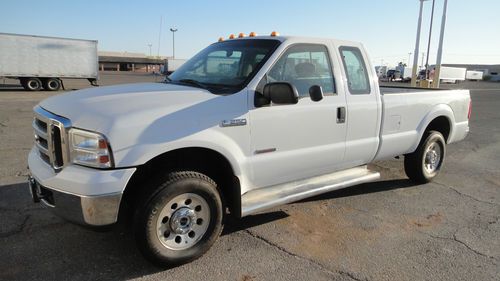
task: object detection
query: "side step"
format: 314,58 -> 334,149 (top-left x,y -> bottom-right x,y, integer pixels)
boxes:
241,165 -> 380,217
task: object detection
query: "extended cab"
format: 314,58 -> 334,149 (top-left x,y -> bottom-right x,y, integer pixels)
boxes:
27,34 -> 470,265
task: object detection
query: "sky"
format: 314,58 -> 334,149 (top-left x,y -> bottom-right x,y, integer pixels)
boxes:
1,0 -> 499,66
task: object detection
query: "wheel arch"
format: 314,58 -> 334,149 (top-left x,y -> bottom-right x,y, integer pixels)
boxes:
120,146 -> 242,221
411,104 -> 454,152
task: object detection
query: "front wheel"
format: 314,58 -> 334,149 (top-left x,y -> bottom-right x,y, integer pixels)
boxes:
404,131 -> 446,183
134,171 -> 223,266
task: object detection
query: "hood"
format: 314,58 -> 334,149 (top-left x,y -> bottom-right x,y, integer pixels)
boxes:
40,82 -> 217,133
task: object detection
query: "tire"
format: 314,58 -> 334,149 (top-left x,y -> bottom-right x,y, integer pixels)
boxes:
134,171 -> 224,266
24,78 -> 42,91
43,78 -> 61,91
404,130 -> 446,183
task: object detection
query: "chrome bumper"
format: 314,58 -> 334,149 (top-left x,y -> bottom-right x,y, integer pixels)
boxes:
28,175 -> 122,226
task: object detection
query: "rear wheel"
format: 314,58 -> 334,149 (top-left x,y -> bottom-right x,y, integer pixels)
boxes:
404,130 -> 446,183
134,171 -> 223,266
23,78 -> 42,91
43,78 -> 61,91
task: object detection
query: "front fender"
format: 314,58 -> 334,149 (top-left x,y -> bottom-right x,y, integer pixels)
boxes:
112,128 -> 248,178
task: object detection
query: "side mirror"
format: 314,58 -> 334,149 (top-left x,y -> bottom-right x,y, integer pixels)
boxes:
263,82 -> 299,105
309,85 -> 324,102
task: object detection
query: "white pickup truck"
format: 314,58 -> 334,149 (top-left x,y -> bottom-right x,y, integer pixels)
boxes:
27,34 -> 471,265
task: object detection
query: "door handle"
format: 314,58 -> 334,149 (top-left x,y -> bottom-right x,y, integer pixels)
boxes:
337,107 -> 346,123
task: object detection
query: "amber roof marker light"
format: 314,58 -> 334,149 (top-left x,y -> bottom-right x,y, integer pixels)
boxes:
228,34 -> 236,39
270,31 -> 280,36
249,32 -> 257,37
238,33 -> 246,38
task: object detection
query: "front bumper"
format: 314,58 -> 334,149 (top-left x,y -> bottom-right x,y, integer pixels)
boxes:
28,147 -> 136,226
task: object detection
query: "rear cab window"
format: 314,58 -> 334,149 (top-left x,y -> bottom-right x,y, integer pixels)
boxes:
339,46 -> 371,95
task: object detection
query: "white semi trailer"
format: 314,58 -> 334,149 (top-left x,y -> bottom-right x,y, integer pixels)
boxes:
438,66 -> 466,84
466,70 -> 483,81
0,33 -> 98,91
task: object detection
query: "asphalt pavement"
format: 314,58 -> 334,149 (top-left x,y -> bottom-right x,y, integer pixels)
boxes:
0,74 -> 498,281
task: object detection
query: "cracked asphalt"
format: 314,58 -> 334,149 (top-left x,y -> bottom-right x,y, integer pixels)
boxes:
0,74 -> 499,281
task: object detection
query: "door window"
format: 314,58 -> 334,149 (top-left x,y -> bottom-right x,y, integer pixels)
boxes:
339,47 -> 371,95
267,44 -> 335,97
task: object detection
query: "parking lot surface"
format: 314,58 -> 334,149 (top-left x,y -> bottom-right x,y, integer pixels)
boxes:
1,74 -> 499,281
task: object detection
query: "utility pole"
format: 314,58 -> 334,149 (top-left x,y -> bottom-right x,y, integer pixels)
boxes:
411,0 -> 427,87
170,28 -> 178,59
433,0 -> 449,88
424,0 -> 436,81
421,52 -> 426,70
408,52 -> 412,66
147,44 -> 152,57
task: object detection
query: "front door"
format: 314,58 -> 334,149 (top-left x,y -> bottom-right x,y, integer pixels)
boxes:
248,44 -> 347,188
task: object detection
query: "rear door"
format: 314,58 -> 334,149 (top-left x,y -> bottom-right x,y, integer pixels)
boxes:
336,44 -> 381,166
248,43 -> 347,188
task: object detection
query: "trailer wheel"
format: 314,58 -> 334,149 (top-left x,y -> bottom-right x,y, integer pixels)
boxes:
134,171 -> 224,266
42,78 -> 61,91
24,78 -> 42,91
404,130 -> 446,183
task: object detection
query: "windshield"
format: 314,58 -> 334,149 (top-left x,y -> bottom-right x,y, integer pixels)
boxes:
168,39 -> 281,94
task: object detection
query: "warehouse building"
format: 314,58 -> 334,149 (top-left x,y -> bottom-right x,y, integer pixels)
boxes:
98,51 -> 167,73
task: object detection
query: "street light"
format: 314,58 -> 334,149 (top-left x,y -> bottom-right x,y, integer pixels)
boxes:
170,28 -> 178,59
147,43 -> 152,57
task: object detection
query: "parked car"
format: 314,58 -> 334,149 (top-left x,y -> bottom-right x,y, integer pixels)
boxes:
386,69 -> 401,81
28,33 -> 471,266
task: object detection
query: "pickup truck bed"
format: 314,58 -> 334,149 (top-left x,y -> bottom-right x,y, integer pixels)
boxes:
376,87 -> 470,160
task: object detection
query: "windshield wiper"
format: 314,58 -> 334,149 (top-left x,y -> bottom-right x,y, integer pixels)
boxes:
177,79 -> 209,90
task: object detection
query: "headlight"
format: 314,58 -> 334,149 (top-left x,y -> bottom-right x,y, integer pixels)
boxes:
69,128 -> 113,168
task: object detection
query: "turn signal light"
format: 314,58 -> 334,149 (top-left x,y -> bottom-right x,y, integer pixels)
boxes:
270,31 -> 279,36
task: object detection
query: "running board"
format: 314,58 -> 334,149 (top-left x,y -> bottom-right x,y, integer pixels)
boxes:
241,166 -> 380,217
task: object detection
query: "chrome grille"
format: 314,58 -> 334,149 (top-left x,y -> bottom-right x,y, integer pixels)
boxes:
33,106 -> 71,171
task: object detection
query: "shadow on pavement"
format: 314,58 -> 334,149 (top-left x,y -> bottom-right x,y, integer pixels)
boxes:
0,178 -> 416,280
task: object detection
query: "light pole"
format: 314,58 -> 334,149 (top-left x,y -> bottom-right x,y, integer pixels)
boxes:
433,0 -> 449,88
408,52 -> 412,66
147,43 -> 152,57
170,28 -> 178,59
157,16 -> 162,58
411,0 -> 428,87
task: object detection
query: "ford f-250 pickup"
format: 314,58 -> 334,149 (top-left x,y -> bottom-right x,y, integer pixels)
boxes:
27,33 -> 471,266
